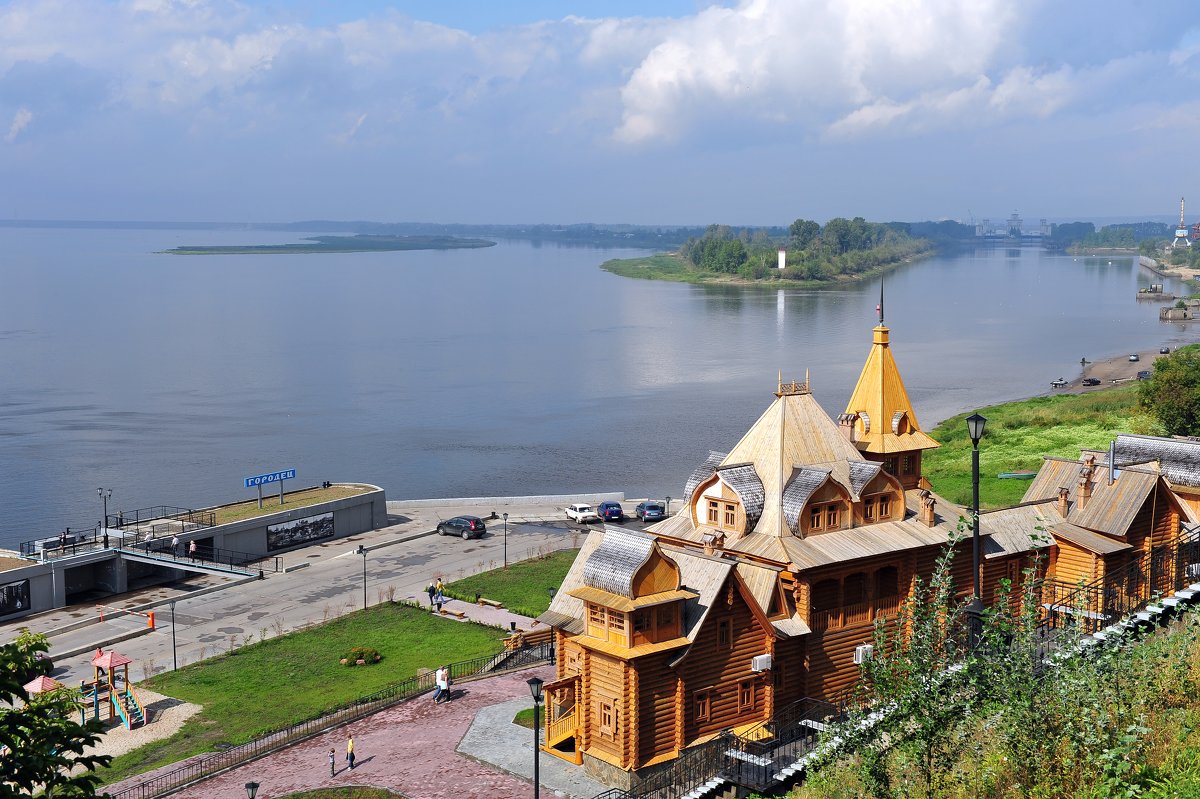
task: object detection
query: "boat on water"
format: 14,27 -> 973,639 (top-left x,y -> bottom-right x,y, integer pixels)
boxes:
997,470 -> 1037,479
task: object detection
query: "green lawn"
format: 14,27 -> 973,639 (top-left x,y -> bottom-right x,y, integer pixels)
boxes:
924,384 -> 1159,508
443,549 -> 579,618
512,706 -> 537,729
211,485 -> 371,525
99,603 -> 505,785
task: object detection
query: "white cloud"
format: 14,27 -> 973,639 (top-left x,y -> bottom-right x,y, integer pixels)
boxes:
5,107 -> 32,142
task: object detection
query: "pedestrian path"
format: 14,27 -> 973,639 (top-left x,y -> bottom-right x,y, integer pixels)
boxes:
157,666 -> 584,799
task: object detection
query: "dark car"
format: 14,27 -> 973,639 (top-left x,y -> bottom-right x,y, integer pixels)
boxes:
1161,347 -> 1172,354
635,501 -> 666,522
1137,370 -> 1152,380
597,501 -> 624,522
1081,377 -> 1101,386
437,515 -> 487,540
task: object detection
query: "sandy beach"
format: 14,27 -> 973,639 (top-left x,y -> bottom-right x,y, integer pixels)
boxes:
1044,346 -> 1175,395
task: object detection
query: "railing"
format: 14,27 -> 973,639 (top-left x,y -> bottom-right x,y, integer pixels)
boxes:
109,640 -> 554,799
723,699 -> 841,790
16,507 -> 218,559
18,525 -> 106,558
104,506 -> 216,532
1040,526 -> 1200,640
121,540 -> 282,574
547,706 -> 578,746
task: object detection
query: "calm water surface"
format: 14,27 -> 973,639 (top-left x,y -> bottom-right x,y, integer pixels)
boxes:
0,229 -> 1191,547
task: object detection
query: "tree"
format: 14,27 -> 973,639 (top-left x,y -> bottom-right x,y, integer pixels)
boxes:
788,218 -> 820,249
1140,345 -> 1200,435
0,630 -> 110,797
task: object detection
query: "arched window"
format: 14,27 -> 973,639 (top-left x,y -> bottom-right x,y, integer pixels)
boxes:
875,566 -> 899,600
843,572 -> 867,606
811,579 -> 839,613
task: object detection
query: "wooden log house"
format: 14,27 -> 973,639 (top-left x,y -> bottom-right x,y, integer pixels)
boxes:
538,316 -> 1196,787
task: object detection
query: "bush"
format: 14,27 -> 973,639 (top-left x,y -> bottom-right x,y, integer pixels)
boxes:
340,646 -> 381,666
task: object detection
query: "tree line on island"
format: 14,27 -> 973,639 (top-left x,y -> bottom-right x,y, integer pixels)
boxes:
679,217 -> 941,282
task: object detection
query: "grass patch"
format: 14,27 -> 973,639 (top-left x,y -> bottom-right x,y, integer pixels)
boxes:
443,549 -> 579,618
209,485 -> 371,525
512,707 -> 537,729
99,603 -> 505,785
599,253 -> 710,283
924,384 -> 1160,508
280,790 -> 408,799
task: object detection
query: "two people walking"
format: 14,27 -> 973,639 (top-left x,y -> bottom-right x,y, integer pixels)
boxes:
432,665 -> 451,704
426,577 -> 445,613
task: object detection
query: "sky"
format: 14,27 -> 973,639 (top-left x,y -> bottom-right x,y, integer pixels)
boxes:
2,0 -> 1200,226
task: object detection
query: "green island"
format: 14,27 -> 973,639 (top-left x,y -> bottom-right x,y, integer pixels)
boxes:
163,234 -> 495,255
601,217 -> 936,286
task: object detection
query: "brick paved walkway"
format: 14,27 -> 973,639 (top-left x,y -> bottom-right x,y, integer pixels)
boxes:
168,665 -> 556,799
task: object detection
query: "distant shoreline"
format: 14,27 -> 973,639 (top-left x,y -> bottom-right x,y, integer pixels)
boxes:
599,249 -> 935,287
162,234 -> 496,255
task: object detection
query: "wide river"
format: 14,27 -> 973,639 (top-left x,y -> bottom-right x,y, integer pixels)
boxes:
0,228 -> 1191,548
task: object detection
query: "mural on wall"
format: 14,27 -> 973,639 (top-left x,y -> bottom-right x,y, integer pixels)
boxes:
267,511 -> 335,551
0,579 -> 31,618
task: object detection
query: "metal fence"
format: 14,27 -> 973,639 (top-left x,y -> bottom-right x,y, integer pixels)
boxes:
105,506 -> 217,532
121,540 -> 282,574
109,640 -> 554,799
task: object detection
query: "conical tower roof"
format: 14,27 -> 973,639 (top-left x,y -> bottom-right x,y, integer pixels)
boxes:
721,380 -> 864,538
844,324 -> 939,455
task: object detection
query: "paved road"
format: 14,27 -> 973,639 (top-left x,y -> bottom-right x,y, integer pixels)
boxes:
5,500 -> 629,685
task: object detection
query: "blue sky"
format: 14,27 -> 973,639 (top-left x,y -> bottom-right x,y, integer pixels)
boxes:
1,0 -> 1199,226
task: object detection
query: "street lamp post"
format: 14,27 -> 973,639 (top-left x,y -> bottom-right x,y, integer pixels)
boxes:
665,495 -> 671,517
527,677 -> 544,799
97,488 -> 112,531
966,412 -> 987,648
169,600 -> 178,671
503,512 -> 509,570
356,545 -> 367,610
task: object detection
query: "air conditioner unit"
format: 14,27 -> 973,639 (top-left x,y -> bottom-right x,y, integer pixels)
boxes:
750,654 -> 773,672
853,644 -> 874,665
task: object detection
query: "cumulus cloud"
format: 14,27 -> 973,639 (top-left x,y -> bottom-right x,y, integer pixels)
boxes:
612,0 -> 1030,144
5,107 -> 32,142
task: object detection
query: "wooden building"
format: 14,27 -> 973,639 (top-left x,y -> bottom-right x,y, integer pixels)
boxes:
538,317 -> 1196,787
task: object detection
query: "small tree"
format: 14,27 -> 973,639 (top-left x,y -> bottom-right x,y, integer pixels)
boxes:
1139,345 -> 1200,434
0,630 -> 111,797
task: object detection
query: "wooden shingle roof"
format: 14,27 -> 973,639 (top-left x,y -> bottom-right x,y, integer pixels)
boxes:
684,451 -> 728,502
1115,434 -> 1200,488
718,464 -> 766,530
1022,458 -> 1159,538
582,527 -> 656,598
781,468 -> 831,535
843,324 -> 940,455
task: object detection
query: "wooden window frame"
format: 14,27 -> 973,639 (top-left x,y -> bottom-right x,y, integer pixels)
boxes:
599,698 -> 616,737
588,603 -> 606,627
878,495 -> 891,519
717,618 -> 731,649
723,502 -> 737,528
810,506 -> 823,531
901,455 -> 913,474
633,610 -> 650,633
739,680 -> 755,712
707,500 -> 719,524
825,504 -> 840,529
694,691 -> 711,723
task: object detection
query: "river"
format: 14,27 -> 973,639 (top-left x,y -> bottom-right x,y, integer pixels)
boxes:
0,228 -> 1189,548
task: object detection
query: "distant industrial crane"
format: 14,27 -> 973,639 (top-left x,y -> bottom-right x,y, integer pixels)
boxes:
1174,196 -> 1192,248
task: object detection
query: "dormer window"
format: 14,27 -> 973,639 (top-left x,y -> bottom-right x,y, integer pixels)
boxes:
706,499 -> 740,533
808,501 -> 845,533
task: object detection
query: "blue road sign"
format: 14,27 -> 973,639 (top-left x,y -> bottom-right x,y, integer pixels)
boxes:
244,469 -> 296,488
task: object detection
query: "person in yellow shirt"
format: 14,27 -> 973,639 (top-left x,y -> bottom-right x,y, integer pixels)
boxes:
346,733 -> 355,770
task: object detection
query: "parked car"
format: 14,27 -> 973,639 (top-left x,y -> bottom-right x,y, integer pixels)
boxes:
437,515 -> 486,539
597,501 -> 624,522
1050,377 -> 1068,388
565,503 -> 600,523
1081,377 -> 1101,386
1129,353 -> 1140,362
1137,370 -> 1152,380
1161,347 -> 1171,354
635,501 -> 666,522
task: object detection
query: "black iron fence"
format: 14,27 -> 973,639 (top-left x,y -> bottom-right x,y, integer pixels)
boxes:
109,640 -> 554,799
17,507 -> 217,559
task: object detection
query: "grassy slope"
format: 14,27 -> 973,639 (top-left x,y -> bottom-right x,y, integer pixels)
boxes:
100,604 -> 505,785
923,384 -> 1159,509
443,549 -> 579,618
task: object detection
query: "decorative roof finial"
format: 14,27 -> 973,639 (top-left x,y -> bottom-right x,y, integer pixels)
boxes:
877,278 -> 884,325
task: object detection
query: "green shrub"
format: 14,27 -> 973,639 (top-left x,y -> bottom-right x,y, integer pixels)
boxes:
340,646 -> 381,665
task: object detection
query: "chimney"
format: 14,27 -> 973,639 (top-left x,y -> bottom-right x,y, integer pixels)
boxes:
838,413 -> 858,443
1058,487 -> 1070,516
919,489 -> 936,527
1078,454 -> 1095,510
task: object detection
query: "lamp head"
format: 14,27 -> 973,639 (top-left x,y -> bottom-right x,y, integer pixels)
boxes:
356,545 -> 366,556
527,676 -> 544,702
503,512 -> 508,521
245,782 -> 260,799
966,413 -> 987,445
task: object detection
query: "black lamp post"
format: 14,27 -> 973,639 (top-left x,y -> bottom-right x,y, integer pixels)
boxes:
356,545 -> 367,610
97,488 -> 112,530
527,677 -> 544,799
503,512 -> 509,570
966,412 -> 987,648
245,782 -> 259,799
169,600 -> 178,671
665,495 -> 671,517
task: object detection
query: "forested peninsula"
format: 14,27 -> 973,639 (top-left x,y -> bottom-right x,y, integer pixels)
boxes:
600,217 -> 938,285
163,234 -> 495,255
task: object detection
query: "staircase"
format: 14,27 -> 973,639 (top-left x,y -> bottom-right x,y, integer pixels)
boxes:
110,687 -> 146,729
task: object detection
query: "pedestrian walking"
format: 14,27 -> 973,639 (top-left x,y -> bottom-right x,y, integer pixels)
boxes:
426,581 -> 436,609
346,733 -> 355,770
102,531 -> 109,549
188,540 -> 197,561
59,530 -> 67,551
435,588 -> 444,613
171,534 -> 180,557
434,665 -> 450,703
328,747 -> 336,776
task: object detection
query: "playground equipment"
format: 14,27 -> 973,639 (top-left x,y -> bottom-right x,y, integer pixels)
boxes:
86,648 -> 145,729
